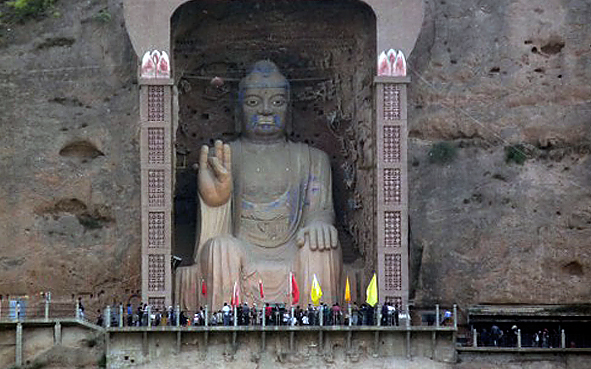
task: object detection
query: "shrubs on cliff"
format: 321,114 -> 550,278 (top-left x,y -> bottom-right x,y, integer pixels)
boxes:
428,141 -> 457,164
93,8 -> 111,23
505,144 -> 527,165
97,354 -> 107,368
2,0 -> 56,21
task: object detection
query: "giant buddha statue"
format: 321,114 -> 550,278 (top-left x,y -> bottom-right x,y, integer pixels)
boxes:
176,60 -> 342,309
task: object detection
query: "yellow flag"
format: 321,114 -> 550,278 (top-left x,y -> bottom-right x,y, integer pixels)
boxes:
311,274 -> 322,306
366,273 -> 378,307
344,276 -> 351,303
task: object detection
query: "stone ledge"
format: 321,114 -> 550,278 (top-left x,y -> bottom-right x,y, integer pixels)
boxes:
458,347 -> 591,353
0,318 -> 104,332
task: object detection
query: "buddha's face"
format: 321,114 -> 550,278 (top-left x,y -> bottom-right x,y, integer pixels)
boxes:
241,86 -> 288,141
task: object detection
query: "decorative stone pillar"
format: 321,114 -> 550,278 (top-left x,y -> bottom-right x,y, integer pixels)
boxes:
375,76 -> 410,309
140,75 -> 174,312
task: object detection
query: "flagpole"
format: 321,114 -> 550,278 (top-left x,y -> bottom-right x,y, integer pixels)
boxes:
291,272 -> 296,324
344,276 -> 351,326
288,272 -> 292,325
348,291 -> 351,327
348,302 -> 352,327
233,280 -> 238,327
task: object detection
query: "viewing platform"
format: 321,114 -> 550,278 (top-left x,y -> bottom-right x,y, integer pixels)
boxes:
3,301 -> 591,369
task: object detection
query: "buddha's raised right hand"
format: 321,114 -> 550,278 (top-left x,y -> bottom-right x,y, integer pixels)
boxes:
198,140 -> 232,207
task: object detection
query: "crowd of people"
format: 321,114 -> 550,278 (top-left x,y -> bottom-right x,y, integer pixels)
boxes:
96,301 -> 404,328
476,325 -> 567,348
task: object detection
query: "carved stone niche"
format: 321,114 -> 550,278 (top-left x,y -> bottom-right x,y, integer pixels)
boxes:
172,0 -> 377,285
124,0 -> 424,306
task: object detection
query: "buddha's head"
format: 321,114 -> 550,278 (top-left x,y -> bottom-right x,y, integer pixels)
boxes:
238,60 -> 290,141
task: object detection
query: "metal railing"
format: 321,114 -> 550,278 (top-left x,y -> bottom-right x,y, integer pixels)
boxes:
0,296 -> 461,333
0,295 -> 99,324
102,303 -> 458,329
466,327 -> 590,349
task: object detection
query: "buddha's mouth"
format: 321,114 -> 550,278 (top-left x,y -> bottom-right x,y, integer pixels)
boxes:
257,118 -> 274,125
257,121 -> 278,129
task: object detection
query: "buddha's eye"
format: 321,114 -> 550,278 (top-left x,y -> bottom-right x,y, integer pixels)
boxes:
245,98 -> 260,107
272,97 -> 286,106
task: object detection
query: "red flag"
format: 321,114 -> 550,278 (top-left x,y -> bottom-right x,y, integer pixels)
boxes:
258,279 -> 264,300
291,273 -> 299,305
232,280 -> 240,307
201,279 -> 207,297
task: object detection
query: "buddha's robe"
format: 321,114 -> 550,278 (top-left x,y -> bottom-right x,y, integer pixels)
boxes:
175,141 -> 342,310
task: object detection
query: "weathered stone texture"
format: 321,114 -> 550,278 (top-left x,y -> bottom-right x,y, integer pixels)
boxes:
0,0 -> 590,312
0,0 -> 141,304
408,0 -> 591,306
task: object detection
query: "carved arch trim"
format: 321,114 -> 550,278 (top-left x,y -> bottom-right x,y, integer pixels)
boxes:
123,0 -> 423,63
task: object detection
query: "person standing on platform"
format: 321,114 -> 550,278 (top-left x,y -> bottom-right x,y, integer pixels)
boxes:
222,302 -> 231,326
242,303 -> 250,325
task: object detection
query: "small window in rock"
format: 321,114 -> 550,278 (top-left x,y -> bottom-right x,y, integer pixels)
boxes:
176,153 -> 187,169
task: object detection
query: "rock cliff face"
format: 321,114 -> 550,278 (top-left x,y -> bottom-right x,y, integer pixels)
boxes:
0,0 -> 141,304
408,0 -> 591,306
0,0 -> 590,309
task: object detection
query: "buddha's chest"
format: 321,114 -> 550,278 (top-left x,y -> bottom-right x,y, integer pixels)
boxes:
240,152 -> 292,201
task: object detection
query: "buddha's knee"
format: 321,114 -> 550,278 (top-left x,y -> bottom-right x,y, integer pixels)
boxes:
297,248 -> 341,279
200,235 -> 243,260
300,243 -> 341,260
208,235 -> 237,247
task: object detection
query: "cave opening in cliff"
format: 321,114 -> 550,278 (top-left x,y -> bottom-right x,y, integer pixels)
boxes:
170,0 -> 376,271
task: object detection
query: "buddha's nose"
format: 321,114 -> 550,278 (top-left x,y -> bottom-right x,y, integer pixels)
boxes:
260,101 -> 272,115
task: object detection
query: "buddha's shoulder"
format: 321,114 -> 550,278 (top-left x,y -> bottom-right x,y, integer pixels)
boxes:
287,141 -> 330,162
230,140 -> 329,161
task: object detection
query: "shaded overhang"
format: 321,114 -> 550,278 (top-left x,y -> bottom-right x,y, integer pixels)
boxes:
468,304 -> 591,324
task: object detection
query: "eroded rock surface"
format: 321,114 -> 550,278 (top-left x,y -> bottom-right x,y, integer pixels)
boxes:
0,0 -> 141,305
408,0 -> 591,306
0,0 -> 589,313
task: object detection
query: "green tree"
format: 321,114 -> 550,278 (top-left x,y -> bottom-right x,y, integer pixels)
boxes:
5,0 -> 55,19
428,141 -> 457,164
504,144 -> 527,165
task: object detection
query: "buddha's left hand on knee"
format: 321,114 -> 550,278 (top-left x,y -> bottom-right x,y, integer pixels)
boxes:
296,221 -> 338,251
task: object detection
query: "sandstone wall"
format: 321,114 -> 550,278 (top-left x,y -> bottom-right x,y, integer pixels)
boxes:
408,0 -> 591,306
107,329 -> 456,369
0,0 -> 141,305
0,0 -> 589,309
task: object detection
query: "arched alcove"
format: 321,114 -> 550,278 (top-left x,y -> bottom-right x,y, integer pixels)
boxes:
171,0 -> 377,271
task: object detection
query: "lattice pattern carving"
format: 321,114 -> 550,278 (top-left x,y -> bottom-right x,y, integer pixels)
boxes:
385,296 -> 403,308
383,125 -> 401,162
383,84 -> 401,120
384,211 -> 401,247
148,297 -> 165,312
384,168 -> 401,203
147,86 -> 165,121
148,212 -> 165,248
148,128 -> 165,164
148,169 -> 165,207
384,253 -> 402,290
148,254 -> 166,291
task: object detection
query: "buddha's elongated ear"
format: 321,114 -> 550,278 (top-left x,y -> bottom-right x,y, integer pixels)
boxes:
234,89 -> 243,134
